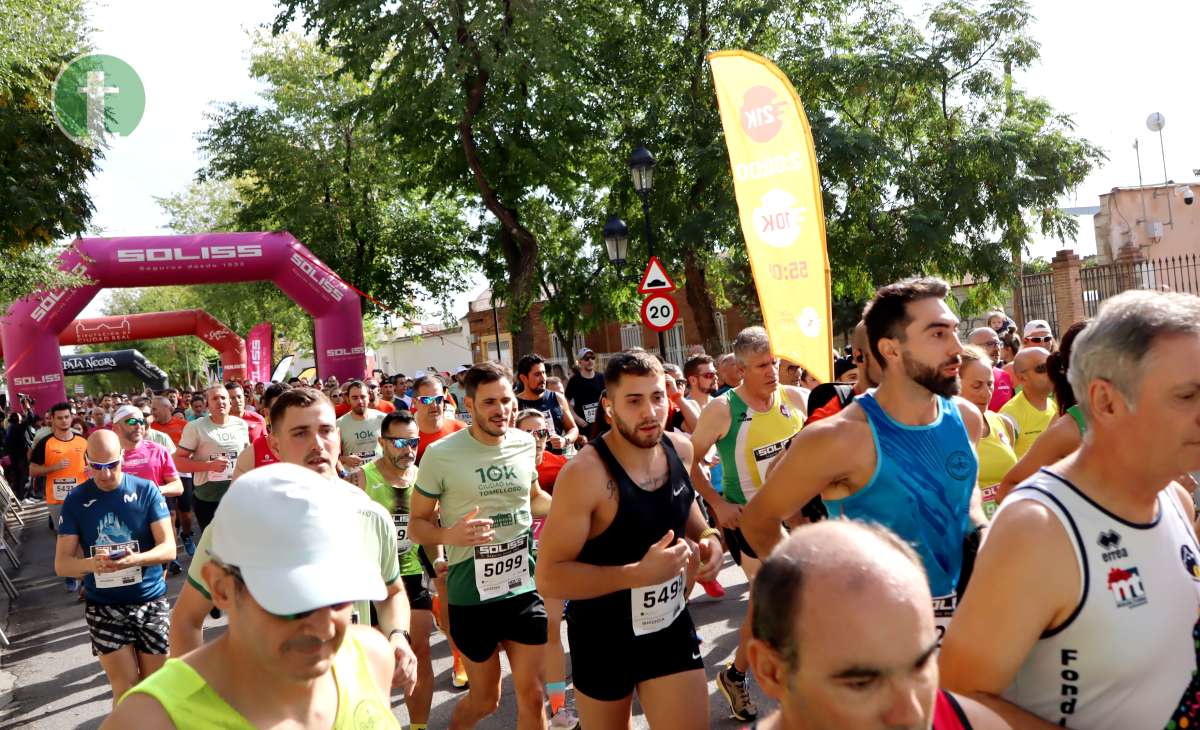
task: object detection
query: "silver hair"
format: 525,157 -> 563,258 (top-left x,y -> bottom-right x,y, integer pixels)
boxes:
733,326 -> 772,366
1068,290 -> 1200,418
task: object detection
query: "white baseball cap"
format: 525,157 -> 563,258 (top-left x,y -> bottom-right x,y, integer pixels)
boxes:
1023,319 -> 1052,338
208,463 -> 385,615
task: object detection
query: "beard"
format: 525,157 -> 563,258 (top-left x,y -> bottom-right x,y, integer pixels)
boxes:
902,351 -> 961,397
389,453 -> 414,469
612,411 -> 663,449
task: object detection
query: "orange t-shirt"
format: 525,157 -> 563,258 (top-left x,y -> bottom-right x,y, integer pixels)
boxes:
31,433 -> 88,504
374,400 -> 396,413
334,402 -> 351,418
536,451 -> 567,493
151,415 -> 188,446
416,420 -> 467,464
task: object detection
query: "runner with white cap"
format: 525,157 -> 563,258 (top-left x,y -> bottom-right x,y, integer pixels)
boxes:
105,463 -> 400,729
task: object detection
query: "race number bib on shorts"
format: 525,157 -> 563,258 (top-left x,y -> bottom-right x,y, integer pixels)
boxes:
394,513 -> 411,553
473,535 -> 533,601
53,477 -> 76,501
93,542 -> 142,589
631,572 -> 685,636
933,593 -> 957,643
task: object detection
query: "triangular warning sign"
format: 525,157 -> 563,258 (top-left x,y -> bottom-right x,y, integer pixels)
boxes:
638,256 -> 676,294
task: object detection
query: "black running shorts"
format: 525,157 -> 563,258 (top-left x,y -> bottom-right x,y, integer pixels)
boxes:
567,606 -> 704,701
448,591 -> 547,663
402,573 -> 434,612
84,597 -> 170,656
723,527 -> 759,566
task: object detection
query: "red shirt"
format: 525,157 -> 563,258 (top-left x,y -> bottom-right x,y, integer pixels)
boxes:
374,400 -> 396,413
988,367 -> 1015,412
236,411 -> 266,442
416,420 -> 467,464
807,397 -> 845,424
151,415 -> 187,446
334,403 -> 351,417
251,431 -> 279,468
536,451 -> 567,493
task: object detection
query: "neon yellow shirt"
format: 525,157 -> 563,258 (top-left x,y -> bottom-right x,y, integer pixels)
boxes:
999,391 -> 1056,459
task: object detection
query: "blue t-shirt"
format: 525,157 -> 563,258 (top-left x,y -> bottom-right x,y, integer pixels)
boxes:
58,474 -> 171,605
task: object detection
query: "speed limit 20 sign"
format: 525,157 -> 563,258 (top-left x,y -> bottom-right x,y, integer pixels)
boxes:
641,293 -> 679,333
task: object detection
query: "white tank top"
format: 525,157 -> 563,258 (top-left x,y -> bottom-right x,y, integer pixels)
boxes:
998,469 -> 1200,728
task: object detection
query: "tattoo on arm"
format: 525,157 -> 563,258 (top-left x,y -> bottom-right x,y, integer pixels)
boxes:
605,479 -> 617,501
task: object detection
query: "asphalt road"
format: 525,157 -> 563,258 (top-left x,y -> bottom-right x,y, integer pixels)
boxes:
0,502 -> 771,729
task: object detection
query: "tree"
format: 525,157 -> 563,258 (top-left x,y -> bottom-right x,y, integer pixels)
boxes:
0,0 -> 99,304
196,32 -> 477,322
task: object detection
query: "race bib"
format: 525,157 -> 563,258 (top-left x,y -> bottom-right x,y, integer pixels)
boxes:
394,513 -> 412,553
631,571 -> 685,636
980,485 -> 999,520
93,542 -> 142,589
53,477 -> 76,501
752,440 -> 788,482
531,517 -> 546,552
216,450 -> 238,481
583,402 -> 598,424
473,535 -> 533,601
933,592 -> 957,644
356,450 -> 377,461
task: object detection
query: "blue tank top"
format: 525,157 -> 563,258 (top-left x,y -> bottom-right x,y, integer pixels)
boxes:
824,391 -> 977,598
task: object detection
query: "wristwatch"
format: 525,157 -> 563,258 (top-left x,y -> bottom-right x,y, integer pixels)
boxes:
389,628 -> 412,644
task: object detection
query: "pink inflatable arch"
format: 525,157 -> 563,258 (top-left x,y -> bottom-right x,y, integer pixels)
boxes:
1,232 -> 365,409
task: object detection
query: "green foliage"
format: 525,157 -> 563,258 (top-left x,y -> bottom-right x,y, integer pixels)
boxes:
0,0 -> 98,304
196,33 -> 478,320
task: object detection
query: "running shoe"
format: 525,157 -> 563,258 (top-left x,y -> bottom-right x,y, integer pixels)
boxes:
549,708 -> 580,729
64,578 -> 78,593
699,578 -> 726,599
182,534 -> 196,557
716,663 -> 758,721
452,655 -> 469,689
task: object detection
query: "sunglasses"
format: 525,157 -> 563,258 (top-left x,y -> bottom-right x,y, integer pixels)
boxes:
526,428 -> 550,440
674,379 -> 687,388
88,458 -> 121,471
221,562 -> 352,620
1025,335 -> 1053,344
416,395 -> 445,407
122,417 -> 147,427
580,354 -> 595,361
388,437 -> 420,449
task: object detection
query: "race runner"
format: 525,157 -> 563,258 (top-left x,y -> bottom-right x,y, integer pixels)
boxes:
515,409 -> 573,728
337,379 -> 386,470
172,384 -> 249,531
351,409 -> 438,730
111,404 -> 184,575
687,326 -> 808,721
998,347 -> 1055,458
55,430 -> 176,710
105,463 -> 400,730
29,402 -> 88,582
410,362 -> 553,730
748,520 -> 1011,730
940,290 -> 1200,728
150,396 -> 196,559
515,354 -> 579,456
169,388 -> 418,698
565,347 -> 604,443
412,374 -> 466,464
966,327 -> 1015,411
225,381 -> 265,442
741,277 -> 986,642
537,350 -> 723,730
231,382 -> 291,479
957,348 -> 1017,520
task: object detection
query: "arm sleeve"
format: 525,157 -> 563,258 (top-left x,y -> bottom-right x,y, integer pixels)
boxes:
57,498 -> 81,537
178,421 -> 199,452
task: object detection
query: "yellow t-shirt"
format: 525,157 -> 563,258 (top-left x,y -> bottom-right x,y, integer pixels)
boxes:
977,411 -> 1018,519
999,391 -> 1056,459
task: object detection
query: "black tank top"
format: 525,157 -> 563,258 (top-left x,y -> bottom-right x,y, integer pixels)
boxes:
569,434 -> 695,624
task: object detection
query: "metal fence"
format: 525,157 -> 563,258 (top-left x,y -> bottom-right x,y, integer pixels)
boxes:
1019,271 -> 1057,328
1080,254 -> 1200,317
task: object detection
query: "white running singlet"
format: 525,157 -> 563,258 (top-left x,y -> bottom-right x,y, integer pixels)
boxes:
998,469 -> 1200,728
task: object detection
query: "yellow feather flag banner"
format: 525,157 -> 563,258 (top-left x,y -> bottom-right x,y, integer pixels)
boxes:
709,50 -> 833,383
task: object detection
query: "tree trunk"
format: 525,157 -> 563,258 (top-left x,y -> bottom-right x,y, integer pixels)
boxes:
683,248 -> 723,355
497,225 -> 538,362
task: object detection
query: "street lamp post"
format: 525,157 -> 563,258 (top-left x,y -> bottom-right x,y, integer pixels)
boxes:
629,145 -> 667,359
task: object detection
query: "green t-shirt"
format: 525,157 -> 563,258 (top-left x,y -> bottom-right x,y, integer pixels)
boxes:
337,410 -> 386,463
361,461 -> 422,577
416,428 -> 539,606
188,480 -> 400,624
179,416 -> 250,502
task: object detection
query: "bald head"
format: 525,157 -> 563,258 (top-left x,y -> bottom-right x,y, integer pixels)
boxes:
752,521 -> 931,665
851,321 -> 881,390
87,429 -> 121,462
1013,346 -> 1049,370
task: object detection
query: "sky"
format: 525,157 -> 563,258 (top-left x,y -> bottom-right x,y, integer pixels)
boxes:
77,0 -> 1200,319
